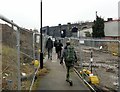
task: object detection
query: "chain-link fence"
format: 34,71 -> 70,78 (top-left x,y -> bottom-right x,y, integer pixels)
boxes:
81,38 -> 119,91
60,37 -> 119,91
1,23 -> 19,90
0,15 -> 42,90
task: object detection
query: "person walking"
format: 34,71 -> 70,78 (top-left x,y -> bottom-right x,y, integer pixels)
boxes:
45,37 -> 53,60
56,40 -> 63,59
60,41 -> 77,86
54,39 -> 58,53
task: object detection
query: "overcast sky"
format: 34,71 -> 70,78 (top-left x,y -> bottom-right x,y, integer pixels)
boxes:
0,0 -> 119,30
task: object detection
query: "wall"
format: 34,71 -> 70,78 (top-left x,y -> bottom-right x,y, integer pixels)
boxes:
43,22 -> 93,38
104,21 -> 118,37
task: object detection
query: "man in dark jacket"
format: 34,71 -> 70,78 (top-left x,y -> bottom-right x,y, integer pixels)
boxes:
54,39 -> 58,53
56,40 -> 63,59
45,37 -> 53,60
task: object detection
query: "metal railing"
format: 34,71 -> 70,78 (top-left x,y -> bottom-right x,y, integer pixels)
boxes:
0,14 -> 35,90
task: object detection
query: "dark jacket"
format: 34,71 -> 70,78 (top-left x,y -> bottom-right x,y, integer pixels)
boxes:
45,38 -> 53,49
56,42 -> 63,53
54,40 -> 57,47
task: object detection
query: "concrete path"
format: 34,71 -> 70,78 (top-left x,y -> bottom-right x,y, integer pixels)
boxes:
37,48 -> 90,91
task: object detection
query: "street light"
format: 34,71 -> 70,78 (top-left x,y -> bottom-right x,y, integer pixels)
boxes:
40,0 -> 43,69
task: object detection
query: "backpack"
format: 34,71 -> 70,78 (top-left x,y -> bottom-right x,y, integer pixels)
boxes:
65,45 -> 76,64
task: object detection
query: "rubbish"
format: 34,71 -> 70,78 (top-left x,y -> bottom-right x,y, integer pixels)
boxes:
4,73 -> 8,76
23,63 -> 26,65
3,76 -> 6,79
100,46 -> 103,50
113,82 -> 119,86
21,72 -> 26,76
112,52 -> 118,56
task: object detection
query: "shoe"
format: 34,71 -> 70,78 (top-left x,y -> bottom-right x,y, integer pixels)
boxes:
69,80 -> 73,86
66,78 -> 69,82
60,61 -> 62,64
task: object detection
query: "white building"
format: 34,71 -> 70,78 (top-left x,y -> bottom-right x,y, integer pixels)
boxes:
78,27 -> 92,38
104,20 -> 120,39
78,19 -> 120,39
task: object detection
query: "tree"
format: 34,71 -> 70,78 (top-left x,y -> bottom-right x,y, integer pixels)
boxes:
85,31 -> 91,37
92,16 -> 105,38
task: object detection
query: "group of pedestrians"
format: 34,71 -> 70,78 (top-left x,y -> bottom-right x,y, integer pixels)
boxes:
45,37 -> 63,60
45,37 -> 78,86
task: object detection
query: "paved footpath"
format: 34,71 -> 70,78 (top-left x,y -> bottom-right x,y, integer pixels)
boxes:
37,48 -> 90,91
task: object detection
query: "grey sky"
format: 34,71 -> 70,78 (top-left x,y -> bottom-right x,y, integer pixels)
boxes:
0,0 -> 119,30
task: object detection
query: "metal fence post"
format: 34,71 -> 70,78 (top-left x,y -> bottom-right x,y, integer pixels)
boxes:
79,38 -> 84,78
79,38 -> 82,69
17,27 -> 21,90
0,22 -> 2,92
33,33 -> 35,60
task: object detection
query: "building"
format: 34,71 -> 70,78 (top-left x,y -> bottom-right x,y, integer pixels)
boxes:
43,22 -> 93,38
104,19 -> 120,39
78,27 -> 92,38
78,19 -> 120,39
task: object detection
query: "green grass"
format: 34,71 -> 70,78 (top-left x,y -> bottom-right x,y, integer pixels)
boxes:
2,45 -> 49,90
2,45 -> 17,63
31,68 -> 49,90
32,77 -> 41,90
2,45 -> 18,90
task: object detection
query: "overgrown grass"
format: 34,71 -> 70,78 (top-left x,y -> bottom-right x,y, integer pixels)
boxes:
2,45 -> 34,90
2,45 -> 49,90
2,45 -> 18,90
32,67 -> 49,90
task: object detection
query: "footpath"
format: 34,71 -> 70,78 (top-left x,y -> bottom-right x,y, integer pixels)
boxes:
37,48 -> 90,91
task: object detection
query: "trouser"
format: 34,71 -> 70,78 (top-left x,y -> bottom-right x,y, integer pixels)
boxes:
66,66 -> 71,80
57,50 -> 61,59
48,49 -> 52,59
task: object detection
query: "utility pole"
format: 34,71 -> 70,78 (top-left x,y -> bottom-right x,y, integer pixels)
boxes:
40,0 -> 43,69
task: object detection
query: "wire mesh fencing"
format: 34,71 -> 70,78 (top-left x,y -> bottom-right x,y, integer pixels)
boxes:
0,15 -> 40,90
64,37 -> 119,91
1,23 -> 19,90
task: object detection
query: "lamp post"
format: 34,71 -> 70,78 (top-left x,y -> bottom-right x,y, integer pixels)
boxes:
40,0 -> 43,69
